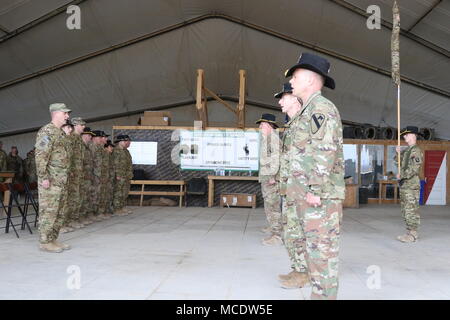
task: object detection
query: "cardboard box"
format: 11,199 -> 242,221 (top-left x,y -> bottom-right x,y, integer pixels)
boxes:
220,193 -> 256,208
139,116 -> 170,126
143,111 -> 172,118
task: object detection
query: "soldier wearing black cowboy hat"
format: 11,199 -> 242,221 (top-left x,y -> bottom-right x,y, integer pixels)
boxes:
280,52 -> 344,299
395,126 -> 423,243
256,113 -> 283,246
112,134 -> 133,215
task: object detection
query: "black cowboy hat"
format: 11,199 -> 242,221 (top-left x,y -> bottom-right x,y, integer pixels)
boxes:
255,113 -> 279,128
104,140 -> 115,148
400,126 -> 423,137
81,127 -> 95,136
114,134 -> 131,144
285,52 -> 336,90
274,82 -> 293,99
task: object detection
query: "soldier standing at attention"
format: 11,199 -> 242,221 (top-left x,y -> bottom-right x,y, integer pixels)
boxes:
256,113 -> 282,246
113,135 -> 133,215
285,53 -> 345,299
59,121 -> 77,234
79,127 -> 95,225
35,103 -> 72,253
395,126 -> 423,243
98,131 -> 112,219
90,131 -> 108,221
276,82 -> 309,289
104,140 -> 116,216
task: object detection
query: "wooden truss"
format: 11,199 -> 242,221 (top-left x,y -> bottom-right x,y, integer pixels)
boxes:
195,69 -> 246,129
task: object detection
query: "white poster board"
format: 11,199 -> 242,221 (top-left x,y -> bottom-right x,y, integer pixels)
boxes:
127,141 -> 158,165
180,130 -> 260,171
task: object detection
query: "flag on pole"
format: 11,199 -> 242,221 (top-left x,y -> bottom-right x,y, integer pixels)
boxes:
391,0 -> 401,86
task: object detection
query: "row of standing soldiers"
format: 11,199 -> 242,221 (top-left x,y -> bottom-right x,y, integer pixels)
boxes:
35,102 -> 133,252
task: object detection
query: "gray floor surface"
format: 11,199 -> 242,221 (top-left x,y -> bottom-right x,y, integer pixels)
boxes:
1,204 -> 450,300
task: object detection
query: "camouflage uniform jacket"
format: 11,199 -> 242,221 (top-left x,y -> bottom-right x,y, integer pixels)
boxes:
69,135 -> 84,177
258,130 -> 280,183
82,142 -> 94,181
89,143 -> 104,180
395,145 -> 423,190
7,154 -> 24,179
113,147 -> 133,179
280,91 -> 345,200
35,123 -> 71,186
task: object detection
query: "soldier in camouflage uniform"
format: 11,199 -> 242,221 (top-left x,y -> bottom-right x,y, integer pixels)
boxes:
0,141 -> 9,182
7,146 -> 24,183
256,113 -> 282,246
24,149 -> 37,184
105,140 -> 116,215
59,121 -> 76,233
395,126 -> 423,243
91,130 -> 110,220
99,131 -> 112,218
80,127 -> 95,225
69,117 -> 87,227
276,82 -> 309,289
284,53 -> 345,299
35,103 -> 72,253
113,135 -> 133,215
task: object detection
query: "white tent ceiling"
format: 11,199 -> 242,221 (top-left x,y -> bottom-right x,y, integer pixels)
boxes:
0,0 -> 448,137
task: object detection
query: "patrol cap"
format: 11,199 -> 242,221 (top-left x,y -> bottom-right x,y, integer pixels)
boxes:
255,113 -> 279,128
81,127 -> 95,136
114,134 -> 131,143
71,117 -> 86,126
49,103 -> 71,113
274,83 -> 293,99
285,52 -> 336,90
400,126 -> 423,137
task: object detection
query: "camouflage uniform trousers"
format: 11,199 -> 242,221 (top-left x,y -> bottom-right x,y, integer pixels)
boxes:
400,188 -> 420,231
66,173 -> 83,224
297,199 -> 343,300
106,175 -> 115,214
38,182 -> 69,244
261,181 -> 282,236
80,178 -> 94,219
98,174 -> 110,214
91,174 -> 101,216
281,196 -> 308,273
113,178 -> 129,210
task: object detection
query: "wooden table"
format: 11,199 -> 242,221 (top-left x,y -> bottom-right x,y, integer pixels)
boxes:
378,180 -> 399,204
0,172 -> 15,218
128,180 -> 186,207
207,175 -> 259,208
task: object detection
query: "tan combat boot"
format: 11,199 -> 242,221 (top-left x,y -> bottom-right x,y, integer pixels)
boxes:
40,242 -> 63,253
397,230 -> 418,243
262,234 -> 282,246
114,208 -> 128,216
60,226 -> 75,234
260,226 -> 272,234
53,240 -> 71,250
278,270 -> 299,281
124,207 -> 133,214
280,272 -> 310,289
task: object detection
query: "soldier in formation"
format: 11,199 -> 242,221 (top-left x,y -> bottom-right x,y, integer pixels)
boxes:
395,126 -> 423,243
256,113 -> 282,246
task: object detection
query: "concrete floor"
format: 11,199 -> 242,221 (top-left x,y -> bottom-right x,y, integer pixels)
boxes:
1,204 -> 450,300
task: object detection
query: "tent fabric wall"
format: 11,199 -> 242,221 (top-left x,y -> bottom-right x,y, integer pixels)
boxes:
0,0 -> 448,138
